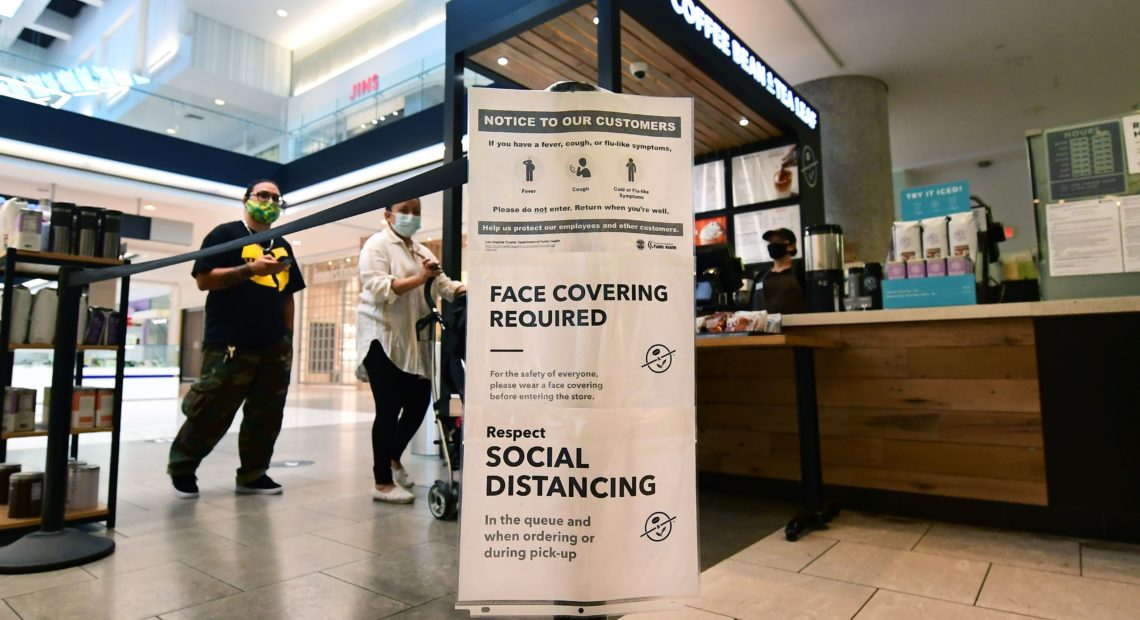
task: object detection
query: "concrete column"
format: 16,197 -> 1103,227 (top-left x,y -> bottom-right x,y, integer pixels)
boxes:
796,76 -> 893,263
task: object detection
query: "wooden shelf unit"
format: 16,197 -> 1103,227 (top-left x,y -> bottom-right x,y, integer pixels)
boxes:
0,505 -> 108,531
2,427 -> 113,440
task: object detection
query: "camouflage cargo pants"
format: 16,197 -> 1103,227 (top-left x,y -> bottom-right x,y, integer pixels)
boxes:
168,336 -> 293,485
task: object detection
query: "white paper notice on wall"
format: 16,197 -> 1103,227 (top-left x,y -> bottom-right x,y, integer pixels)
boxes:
460,87 -> 698,617
1046,199 -> 1124,276
1120,195 -> 1140,272
1122,114 -> 1140,175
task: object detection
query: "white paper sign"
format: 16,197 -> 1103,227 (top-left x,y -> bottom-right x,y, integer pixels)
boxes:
1123,113 -> 1140,175
460,88 -> 698,617
1046,199 -> 1124,276
733,205 -> 802,264
1120,195 -> 1140,273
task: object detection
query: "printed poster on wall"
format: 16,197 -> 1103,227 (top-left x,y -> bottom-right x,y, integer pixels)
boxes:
1123,114 -> 1140,176
900,180 -> 971,221
1046,198 -> 1124,277
1045,121 -> 1128,200
459,87 -> 698,617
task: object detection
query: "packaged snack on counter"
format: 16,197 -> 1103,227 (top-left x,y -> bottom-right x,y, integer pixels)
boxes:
926,258 -> 947,277
725,311 -> 767,333
907,261 -> 927,278
921,216 -> 949,259
886,261 -> 908,280
892,221 -> 921,261
697,312 -> 731,333
763,313 -> 783,334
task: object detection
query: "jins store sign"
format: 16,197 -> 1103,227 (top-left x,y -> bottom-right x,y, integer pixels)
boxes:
669,0 -> 818,130
350,73 -> 379,101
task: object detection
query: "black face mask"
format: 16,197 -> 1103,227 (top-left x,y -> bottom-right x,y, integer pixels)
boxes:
768,243 -> 790,260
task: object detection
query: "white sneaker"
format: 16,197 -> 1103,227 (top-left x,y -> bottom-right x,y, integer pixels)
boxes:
392,467 -> 415,489
372,485 -> 415,504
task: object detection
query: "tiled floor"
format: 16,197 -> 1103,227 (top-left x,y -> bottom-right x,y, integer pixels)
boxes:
2,386 -> 1140,619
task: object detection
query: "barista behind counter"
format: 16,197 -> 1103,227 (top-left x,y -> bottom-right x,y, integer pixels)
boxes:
752,227 -> 807,314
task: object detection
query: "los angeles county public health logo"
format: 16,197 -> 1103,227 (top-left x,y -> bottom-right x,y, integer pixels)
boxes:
636,239 -> 646,250
642,344 -> 675,374
641,511 -> 676,542
636,239 -> 678,251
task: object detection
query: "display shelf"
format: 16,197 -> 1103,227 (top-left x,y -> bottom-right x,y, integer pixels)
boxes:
6,250 -> 123,267
9,344 -> 120,352
2,428 -> 113,440
0,505 -> 108,531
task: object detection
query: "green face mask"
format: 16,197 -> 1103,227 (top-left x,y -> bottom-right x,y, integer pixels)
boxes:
245,199 -> 281,225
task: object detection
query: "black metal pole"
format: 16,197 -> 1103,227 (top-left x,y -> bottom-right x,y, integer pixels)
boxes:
792,347 -> 823,512
0,249 -> 15,463
597,0 -> 622,93
39,269 -> 81,532
0,267 -> 114,573
107,271 -> 130,528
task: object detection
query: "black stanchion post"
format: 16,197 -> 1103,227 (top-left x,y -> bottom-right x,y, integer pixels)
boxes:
0,267 -> 115,573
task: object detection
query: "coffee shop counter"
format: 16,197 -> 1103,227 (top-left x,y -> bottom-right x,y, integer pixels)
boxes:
696,296 -> 1140,542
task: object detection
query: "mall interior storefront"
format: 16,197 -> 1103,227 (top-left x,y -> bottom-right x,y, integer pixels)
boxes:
0,0 -> 1139,617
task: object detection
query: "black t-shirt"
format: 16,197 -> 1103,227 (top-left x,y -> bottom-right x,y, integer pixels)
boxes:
192,221 -> 306,348
759,267 -> 807,315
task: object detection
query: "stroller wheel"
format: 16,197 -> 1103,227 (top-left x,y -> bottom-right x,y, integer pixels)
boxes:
429,480 -> 458,520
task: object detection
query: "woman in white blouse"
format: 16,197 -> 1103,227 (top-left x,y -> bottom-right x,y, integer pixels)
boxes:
357,197 -> 465,503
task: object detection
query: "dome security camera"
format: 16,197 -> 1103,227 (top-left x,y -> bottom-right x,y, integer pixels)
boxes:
630,61 -> 648,80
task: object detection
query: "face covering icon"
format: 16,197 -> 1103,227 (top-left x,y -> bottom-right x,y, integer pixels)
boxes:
246,200 -> 281,225
392,213 -> 421,237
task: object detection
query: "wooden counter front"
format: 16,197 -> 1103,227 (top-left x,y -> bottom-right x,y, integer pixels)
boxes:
696,317 -> 1047,505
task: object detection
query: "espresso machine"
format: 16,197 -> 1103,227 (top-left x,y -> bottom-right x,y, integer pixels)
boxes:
803,224 -> 845,312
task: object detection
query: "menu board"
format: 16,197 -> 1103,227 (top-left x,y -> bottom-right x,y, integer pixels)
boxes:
693,160 -> 725,213
694,215 -> 727,246
1123,114 -> 1140,175
731,145 -> 798,206
733,205 -> 801,264
1045,121 -> 1127,200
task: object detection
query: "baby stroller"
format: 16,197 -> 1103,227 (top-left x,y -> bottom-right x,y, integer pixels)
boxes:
416,280 -> 466,520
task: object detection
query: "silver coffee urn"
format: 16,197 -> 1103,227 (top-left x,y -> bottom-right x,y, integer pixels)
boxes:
803,224 -> 845,313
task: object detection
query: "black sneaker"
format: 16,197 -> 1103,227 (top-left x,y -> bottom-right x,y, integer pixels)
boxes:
236,475 -> 283,495
171,475 -> 199,499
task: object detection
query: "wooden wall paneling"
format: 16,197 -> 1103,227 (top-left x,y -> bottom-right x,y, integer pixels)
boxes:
696,349 -> 793,378
823,466 -> 1048,506
817,378 -> 1041,413
697,377 -> 797,406
814,348 -> 909,378
817,407 -> 1044,448
907,346 -> 1038,379
697,403 -> 799,434
836,319 -> 1036,348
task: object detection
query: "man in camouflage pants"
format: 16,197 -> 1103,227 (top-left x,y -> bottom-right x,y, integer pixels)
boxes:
168,180 -> 305,497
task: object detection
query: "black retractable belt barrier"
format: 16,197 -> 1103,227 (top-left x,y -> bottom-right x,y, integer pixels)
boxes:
0,158 -> 469,573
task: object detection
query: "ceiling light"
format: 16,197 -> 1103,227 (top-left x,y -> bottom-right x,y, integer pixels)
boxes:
738,117 -> 749,126
0,0 -> 28,19
276,9 -> 288,17
345,257 -> 352,263
391,110 -> 398,116
497,57 -> 509,66
165,127 -> 176,134
379,115 -> 386,121
371,119 -> 378,125
143,204 -> 156,211
593,16 -> 600,25
214,98 -> 225,106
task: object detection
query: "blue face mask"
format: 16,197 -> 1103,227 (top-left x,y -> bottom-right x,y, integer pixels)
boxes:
391,213 -> 420,237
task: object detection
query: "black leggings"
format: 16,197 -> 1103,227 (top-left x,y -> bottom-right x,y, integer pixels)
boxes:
363,340 -> 431,485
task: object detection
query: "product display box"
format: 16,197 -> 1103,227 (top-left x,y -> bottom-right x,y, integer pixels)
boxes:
882,274 -> 976,309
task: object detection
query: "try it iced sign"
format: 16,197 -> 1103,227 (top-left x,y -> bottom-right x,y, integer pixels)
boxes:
900,180 -> 971,221
350,74 -> 379,101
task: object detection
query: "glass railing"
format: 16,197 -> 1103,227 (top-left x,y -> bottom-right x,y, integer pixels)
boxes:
0,50 -> 490,164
